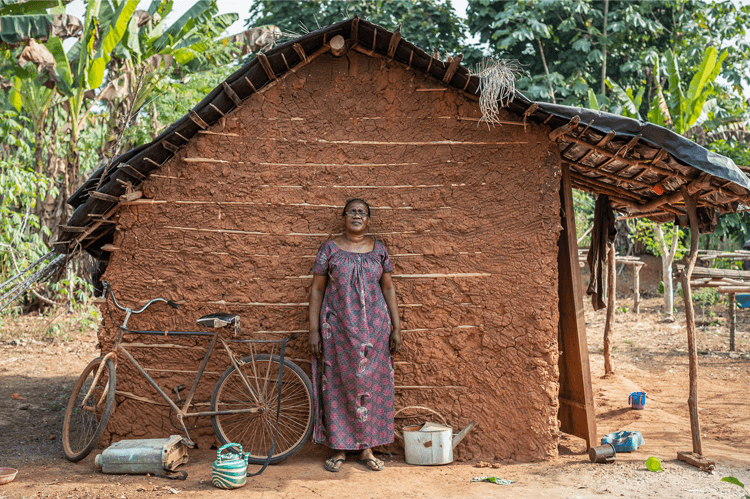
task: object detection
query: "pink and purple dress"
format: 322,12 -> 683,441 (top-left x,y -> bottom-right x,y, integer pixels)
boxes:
311,239 -> 395,450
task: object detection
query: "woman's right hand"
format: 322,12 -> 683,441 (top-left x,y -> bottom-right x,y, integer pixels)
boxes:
309,330 -> 322,357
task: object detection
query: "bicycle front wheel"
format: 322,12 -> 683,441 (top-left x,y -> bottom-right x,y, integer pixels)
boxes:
62,356 -> 116,462
211,354 -> 313,464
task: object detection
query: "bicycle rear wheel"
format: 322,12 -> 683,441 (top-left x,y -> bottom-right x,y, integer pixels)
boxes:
211,354 -> 313,464
62,357 -> 116,462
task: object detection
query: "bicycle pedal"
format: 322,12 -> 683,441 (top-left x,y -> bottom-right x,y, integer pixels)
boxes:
181,438 -> 196,449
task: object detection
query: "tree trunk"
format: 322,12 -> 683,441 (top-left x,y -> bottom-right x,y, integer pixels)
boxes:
603,241 -> 616,374
654,224 -> 678,321
537,39 -> 556,104
601,0 -> 610,96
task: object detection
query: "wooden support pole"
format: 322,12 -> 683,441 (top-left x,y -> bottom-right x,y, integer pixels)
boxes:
633,265 -> 641,314
680,185 -> 703,457
603,241 -> 616,375
351,16 -> 359,44
729,292 -> 736,352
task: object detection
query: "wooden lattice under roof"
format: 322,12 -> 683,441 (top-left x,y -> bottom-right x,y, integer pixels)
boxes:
58,17 -> 750,258
504,101 -> 750,223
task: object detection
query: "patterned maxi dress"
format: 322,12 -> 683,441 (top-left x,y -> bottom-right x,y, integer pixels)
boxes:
311,239 -> 395,450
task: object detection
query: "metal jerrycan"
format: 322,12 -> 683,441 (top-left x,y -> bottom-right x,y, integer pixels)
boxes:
212,443 -> 249,489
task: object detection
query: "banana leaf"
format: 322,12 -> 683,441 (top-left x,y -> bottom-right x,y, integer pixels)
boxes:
0,14 -> 54,45
87,0 -> 138,88
0,0 -> 65,15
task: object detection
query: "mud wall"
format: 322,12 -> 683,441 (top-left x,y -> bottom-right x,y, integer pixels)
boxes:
99,50 -> 563,461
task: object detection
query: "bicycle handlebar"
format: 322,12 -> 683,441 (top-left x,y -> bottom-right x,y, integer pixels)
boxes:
103,281 -> 180,314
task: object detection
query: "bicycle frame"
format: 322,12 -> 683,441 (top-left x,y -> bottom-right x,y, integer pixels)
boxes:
95,283 -> 290,436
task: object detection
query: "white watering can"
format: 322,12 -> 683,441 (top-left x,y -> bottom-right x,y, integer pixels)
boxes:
403,421 -> 476,465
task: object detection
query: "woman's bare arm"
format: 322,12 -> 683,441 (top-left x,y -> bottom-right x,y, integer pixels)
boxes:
380,272 -> 402,353
308,274 -> 328,357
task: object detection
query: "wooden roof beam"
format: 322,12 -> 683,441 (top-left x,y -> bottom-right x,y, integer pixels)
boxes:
567,158 -> 653,190
562,132 -> 690,182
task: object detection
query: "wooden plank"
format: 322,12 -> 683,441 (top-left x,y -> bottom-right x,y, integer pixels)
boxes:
677,451 -> 715,472
557,162 -> 597,449
678,266 -> 750,280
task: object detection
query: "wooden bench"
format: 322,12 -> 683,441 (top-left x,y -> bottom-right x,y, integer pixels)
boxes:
680,264 -> 750,351
579,249 -> 646,313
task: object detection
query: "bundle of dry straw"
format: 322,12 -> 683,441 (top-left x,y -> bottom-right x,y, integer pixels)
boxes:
475,59 -> 523,128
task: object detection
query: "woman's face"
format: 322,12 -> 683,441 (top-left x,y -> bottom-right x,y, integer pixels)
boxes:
344,201 -> 369,233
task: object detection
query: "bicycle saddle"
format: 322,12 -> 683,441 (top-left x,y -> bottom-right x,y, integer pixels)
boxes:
196,313 -> 239,329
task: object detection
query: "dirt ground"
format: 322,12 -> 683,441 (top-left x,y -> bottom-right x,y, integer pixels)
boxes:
2,292 -> 750,498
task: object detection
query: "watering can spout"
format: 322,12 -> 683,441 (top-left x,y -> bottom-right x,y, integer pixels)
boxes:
452,421 -> 476,449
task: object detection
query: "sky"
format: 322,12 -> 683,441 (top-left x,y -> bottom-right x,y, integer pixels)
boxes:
66,0 -> 472,40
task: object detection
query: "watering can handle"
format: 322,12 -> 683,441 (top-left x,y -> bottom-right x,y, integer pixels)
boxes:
217,443 -> 243,462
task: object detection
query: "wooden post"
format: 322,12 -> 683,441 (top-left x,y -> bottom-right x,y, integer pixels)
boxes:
557,163 -> 598,449
729,292 -> 736,352
603,241 -> 616,374
633,265 -> 641,314
680,185 -> 703,456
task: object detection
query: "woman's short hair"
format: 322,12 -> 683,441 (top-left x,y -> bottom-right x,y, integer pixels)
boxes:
342,198 -> 371,217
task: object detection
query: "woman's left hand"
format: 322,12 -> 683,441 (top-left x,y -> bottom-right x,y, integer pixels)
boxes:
389,328 -> 402,354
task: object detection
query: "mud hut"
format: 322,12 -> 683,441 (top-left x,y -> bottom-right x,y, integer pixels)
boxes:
59,18 -> 750,462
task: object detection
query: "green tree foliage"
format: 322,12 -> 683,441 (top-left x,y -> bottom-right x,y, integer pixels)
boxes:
247,0 -> 468,57
467,0 -> 750,108
0,111 -> 56,278
467,0 -> 671,104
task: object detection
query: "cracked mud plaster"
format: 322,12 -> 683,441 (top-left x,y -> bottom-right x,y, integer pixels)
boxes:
100,51 -> 564,461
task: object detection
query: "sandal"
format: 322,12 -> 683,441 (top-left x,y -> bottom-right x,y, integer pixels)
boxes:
324,457 -> 345,473
358,458 -> 384,471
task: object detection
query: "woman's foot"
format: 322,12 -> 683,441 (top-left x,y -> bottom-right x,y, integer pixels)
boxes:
324,450 -> 346,472
358,448 -> 384,471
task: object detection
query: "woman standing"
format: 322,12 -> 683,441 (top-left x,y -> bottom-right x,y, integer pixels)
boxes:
308,199 -> 402,472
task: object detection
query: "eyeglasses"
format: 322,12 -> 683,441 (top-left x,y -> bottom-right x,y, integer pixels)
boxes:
345,209 -> 369,218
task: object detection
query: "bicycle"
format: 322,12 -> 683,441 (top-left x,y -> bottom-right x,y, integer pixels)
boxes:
62,282 -> 314,468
